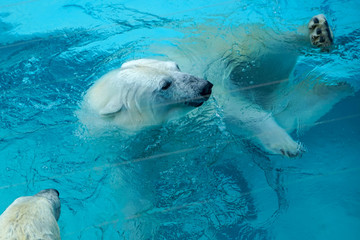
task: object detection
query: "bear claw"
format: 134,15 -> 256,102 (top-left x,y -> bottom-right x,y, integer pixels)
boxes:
280,147 -> 304,158
308,14 -> 334,48
280,149 -> 298,158
260,134 -> 304,158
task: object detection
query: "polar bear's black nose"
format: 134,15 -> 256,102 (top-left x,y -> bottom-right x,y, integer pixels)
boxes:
53,189 -> 60,197
47,189 -> 60,197
36,188 -> 60,197
200,81 -> 213,97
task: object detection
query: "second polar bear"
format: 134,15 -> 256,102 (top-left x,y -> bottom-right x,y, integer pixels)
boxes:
80,59 -> 213,131
0,189 -> 61,240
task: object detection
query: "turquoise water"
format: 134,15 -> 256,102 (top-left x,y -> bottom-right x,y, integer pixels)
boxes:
1,0 -> 360,239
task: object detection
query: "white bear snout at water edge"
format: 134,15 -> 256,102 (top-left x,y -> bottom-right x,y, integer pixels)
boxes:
79,59 -> 213,131
0,189 -> 61,240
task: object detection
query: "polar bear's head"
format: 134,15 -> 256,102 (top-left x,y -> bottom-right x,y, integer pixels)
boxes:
0,189 -> 61,239
34,188 -> 61,221
84,59 -> 213,129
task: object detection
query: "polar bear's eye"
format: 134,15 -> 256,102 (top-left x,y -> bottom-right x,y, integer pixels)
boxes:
175,64 -> 181,71
161,81 -> 172,90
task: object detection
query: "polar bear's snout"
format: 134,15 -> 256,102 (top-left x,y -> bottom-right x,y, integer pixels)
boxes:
35,188 -> 60,197
200,81 -> 213,98
181,77 -> 213,107
35,188 -> 61,221
157,72 -> 213,107
190,80 -> 213,107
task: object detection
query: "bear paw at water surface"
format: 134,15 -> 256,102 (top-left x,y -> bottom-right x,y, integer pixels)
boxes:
80,59 -> 213,131
0,189 -> 61,240
308,14 -> 334,48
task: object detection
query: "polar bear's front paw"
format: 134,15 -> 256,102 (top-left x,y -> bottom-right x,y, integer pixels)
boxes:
258,131 -> 304,158
279,143 -> 304,158
308,14 -> 334,48
267,139 -> 304,158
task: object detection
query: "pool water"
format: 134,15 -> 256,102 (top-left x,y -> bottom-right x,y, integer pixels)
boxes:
1,0 -> 360,239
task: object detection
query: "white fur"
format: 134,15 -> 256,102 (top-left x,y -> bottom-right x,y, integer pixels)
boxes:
79,59 -> 211,131
0,190 -> 61,240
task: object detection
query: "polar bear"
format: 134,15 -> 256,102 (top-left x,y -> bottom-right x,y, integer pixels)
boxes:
80,59 -> 213,130
151,14 -> 353,157
0,189 -> 61,240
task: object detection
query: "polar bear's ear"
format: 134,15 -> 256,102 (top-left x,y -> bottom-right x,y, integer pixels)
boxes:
99,96 -> 125,115
164,61 -> 181,72
121,59 -> 181,72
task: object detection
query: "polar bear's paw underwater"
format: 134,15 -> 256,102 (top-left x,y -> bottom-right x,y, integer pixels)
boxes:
79,59 -> 213,131
0,189 -> 61,240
